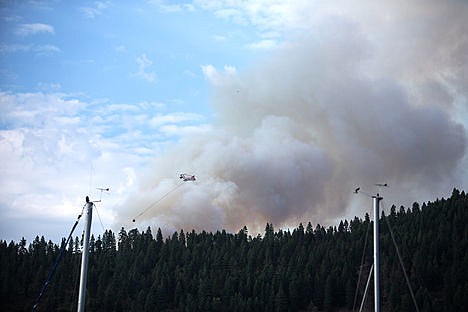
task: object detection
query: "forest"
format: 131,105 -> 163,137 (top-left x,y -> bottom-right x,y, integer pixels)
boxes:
0,188 -> 467,311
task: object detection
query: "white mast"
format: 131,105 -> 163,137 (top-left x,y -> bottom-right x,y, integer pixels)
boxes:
77,197 -> 93,312
373,194 -> 382,312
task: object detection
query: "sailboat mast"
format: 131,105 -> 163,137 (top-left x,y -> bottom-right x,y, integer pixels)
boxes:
77,198 -> 93,312
373,194 -> 382,312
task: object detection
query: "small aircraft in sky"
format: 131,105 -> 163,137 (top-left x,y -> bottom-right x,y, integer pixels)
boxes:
179,173 -> 196,182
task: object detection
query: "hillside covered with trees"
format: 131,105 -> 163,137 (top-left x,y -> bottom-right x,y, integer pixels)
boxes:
1,189 -> 467,311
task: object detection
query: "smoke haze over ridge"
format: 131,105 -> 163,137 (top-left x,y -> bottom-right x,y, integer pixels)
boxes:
117,0 -> 468,235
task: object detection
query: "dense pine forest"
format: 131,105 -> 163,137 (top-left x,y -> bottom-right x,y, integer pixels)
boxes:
1,189 -> 467,311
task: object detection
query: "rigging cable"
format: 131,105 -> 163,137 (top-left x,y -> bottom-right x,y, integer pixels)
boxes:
94,203 -> 106,233
352,218 -> 371,312
94,187 -> 110,233
359,263 -> 374,312
381,200 -> 420,312
32,204 -> 86,311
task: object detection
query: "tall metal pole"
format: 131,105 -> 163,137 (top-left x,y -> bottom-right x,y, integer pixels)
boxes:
77,199 -> 93,312
373,194 -> 382,312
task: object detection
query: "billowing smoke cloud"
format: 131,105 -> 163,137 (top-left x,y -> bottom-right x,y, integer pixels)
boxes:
117,0 -> 468,235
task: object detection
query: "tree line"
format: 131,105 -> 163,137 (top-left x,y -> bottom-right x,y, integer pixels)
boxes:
0,188 -> 467,311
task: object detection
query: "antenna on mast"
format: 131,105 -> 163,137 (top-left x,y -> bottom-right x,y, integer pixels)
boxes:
95,187 -> 110,202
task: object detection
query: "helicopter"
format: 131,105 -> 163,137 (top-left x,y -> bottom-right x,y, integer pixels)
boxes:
179,173 -> 196,182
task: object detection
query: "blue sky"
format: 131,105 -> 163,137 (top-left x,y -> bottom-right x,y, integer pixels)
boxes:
0,1 -> 264,110
0,0 -> 283,242
1,0 -> 468,244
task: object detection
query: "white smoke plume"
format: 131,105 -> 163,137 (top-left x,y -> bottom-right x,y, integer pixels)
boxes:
116,0 -> 468,235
